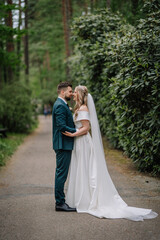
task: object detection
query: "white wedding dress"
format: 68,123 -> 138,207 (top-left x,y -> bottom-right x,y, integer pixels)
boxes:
66,94 -> 158,221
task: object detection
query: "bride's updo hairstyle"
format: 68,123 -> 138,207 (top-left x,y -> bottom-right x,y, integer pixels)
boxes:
75,85 -> 88,119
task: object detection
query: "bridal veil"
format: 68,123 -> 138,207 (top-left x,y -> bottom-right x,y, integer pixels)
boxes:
86,93 -> 158,221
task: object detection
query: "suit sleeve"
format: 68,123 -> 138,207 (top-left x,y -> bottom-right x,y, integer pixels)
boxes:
55,104 -> 76,133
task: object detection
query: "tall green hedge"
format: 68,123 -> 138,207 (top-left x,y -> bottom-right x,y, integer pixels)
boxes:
70,0 -> 160,176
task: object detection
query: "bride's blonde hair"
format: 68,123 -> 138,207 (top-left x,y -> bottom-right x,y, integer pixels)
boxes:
75,85 -> 88,119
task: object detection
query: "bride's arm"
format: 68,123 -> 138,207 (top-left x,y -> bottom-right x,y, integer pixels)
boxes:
62,120 -> 90,137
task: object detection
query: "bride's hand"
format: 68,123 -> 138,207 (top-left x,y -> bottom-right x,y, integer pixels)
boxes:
62,131 -> 75,137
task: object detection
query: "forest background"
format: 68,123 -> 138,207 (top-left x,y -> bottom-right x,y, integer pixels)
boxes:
0,0 -> 160,176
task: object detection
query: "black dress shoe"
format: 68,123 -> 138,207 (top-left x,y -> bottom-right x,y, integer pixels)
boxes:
55,203 -> 76,212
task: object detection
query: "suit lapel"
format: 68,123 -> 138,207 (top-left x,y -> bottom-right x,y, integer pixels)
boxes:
57,98 -> 66,106
57,98 -> 70,112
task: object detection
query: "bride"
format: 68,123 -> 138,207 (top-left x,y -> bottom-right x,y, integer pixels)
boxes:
63,85 -> 158,221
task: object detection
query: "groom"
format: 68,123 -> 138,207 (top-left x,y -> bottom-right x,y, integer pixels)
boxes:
52,82 -> 76,212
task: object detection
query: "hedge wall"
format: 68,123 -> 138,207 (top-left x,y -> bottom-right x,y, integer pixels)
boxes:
70,0 -> 160,176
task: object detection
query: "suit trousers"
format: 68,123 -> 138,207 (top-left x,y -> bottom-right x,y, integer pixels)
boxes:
55,149 -> 72,205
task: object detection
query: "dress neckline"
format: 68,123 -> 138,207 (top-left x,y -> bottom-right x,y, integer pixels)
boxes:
77,110 -> 89,113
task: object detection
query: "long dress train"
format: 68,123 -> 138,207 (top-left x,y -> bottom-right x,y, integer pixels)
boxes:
66,101 -> 158,221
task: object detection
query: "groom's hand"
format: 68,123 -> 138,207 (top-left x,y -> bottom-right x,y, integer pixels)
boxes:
62,131 -> 75,137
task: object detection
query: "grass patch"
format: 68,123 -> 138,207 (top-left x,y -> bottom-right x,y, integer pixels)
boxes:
0,119 -> 39,167
0,133 -> 27,167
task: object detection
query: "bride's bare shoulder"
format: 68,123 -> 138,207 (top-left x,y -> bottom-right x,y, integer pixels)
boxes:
79,105 -> 89,112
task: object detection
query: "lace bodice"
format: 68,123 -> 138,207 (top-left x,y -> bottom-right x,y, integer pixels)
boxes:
74,111 -> 90,128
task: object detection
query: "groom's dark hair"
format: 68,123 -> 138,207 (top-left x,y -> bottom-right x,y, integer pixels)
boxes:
57,82 -> 72,94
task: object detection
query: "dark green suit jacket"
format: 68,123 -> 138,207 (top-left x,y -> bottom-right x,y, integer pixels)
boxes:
52,98 -> 76,150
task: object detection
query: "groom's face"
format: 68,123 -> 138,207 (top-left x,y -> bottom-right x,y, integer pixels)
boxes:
64,86 -> 73,101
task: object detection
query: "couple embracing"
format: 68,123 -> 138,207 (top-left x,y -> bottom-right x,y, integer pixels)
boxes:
52,82 -> 157,221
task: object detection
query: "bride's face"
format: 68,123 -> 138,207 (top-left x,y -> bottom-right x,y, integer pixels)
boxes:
73,88 -> 78,102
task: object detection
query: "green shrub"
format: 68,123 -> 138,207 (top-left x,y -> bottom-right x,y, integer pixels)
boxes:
110,1 -> 160,175
0,141 -> 9,166
0,82 -> 36,132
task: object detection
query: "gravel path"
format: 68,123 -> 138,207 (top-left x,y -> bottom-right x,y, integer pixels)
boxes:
0,116 -> 159,240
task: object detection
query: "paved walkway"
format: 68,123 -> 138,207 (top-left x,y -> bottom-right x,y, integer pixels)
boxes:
0,116 -> 159,240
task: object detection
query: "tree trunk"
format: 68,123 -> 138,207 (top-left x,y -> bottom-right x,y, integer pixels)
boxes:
84,0 -> 88,14
62,0 -> 70,58
6,0 -> 14,83
0,65 -> 2,89
131,0 -> 139,15
106,0 -> 110,8
90,0 -> 93,11
17,0 -> 22,80
24,0 -> 29,84
0,40 -> 3,88
62,0 -> 71,80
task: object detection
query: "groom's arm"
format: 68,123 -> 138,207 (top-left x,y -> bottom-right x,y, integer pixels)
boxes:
55,104 -> 76,133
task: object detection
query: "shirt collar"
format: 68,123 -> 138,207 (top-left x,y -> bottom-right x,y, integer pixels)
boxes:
58,97 -> 67,105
